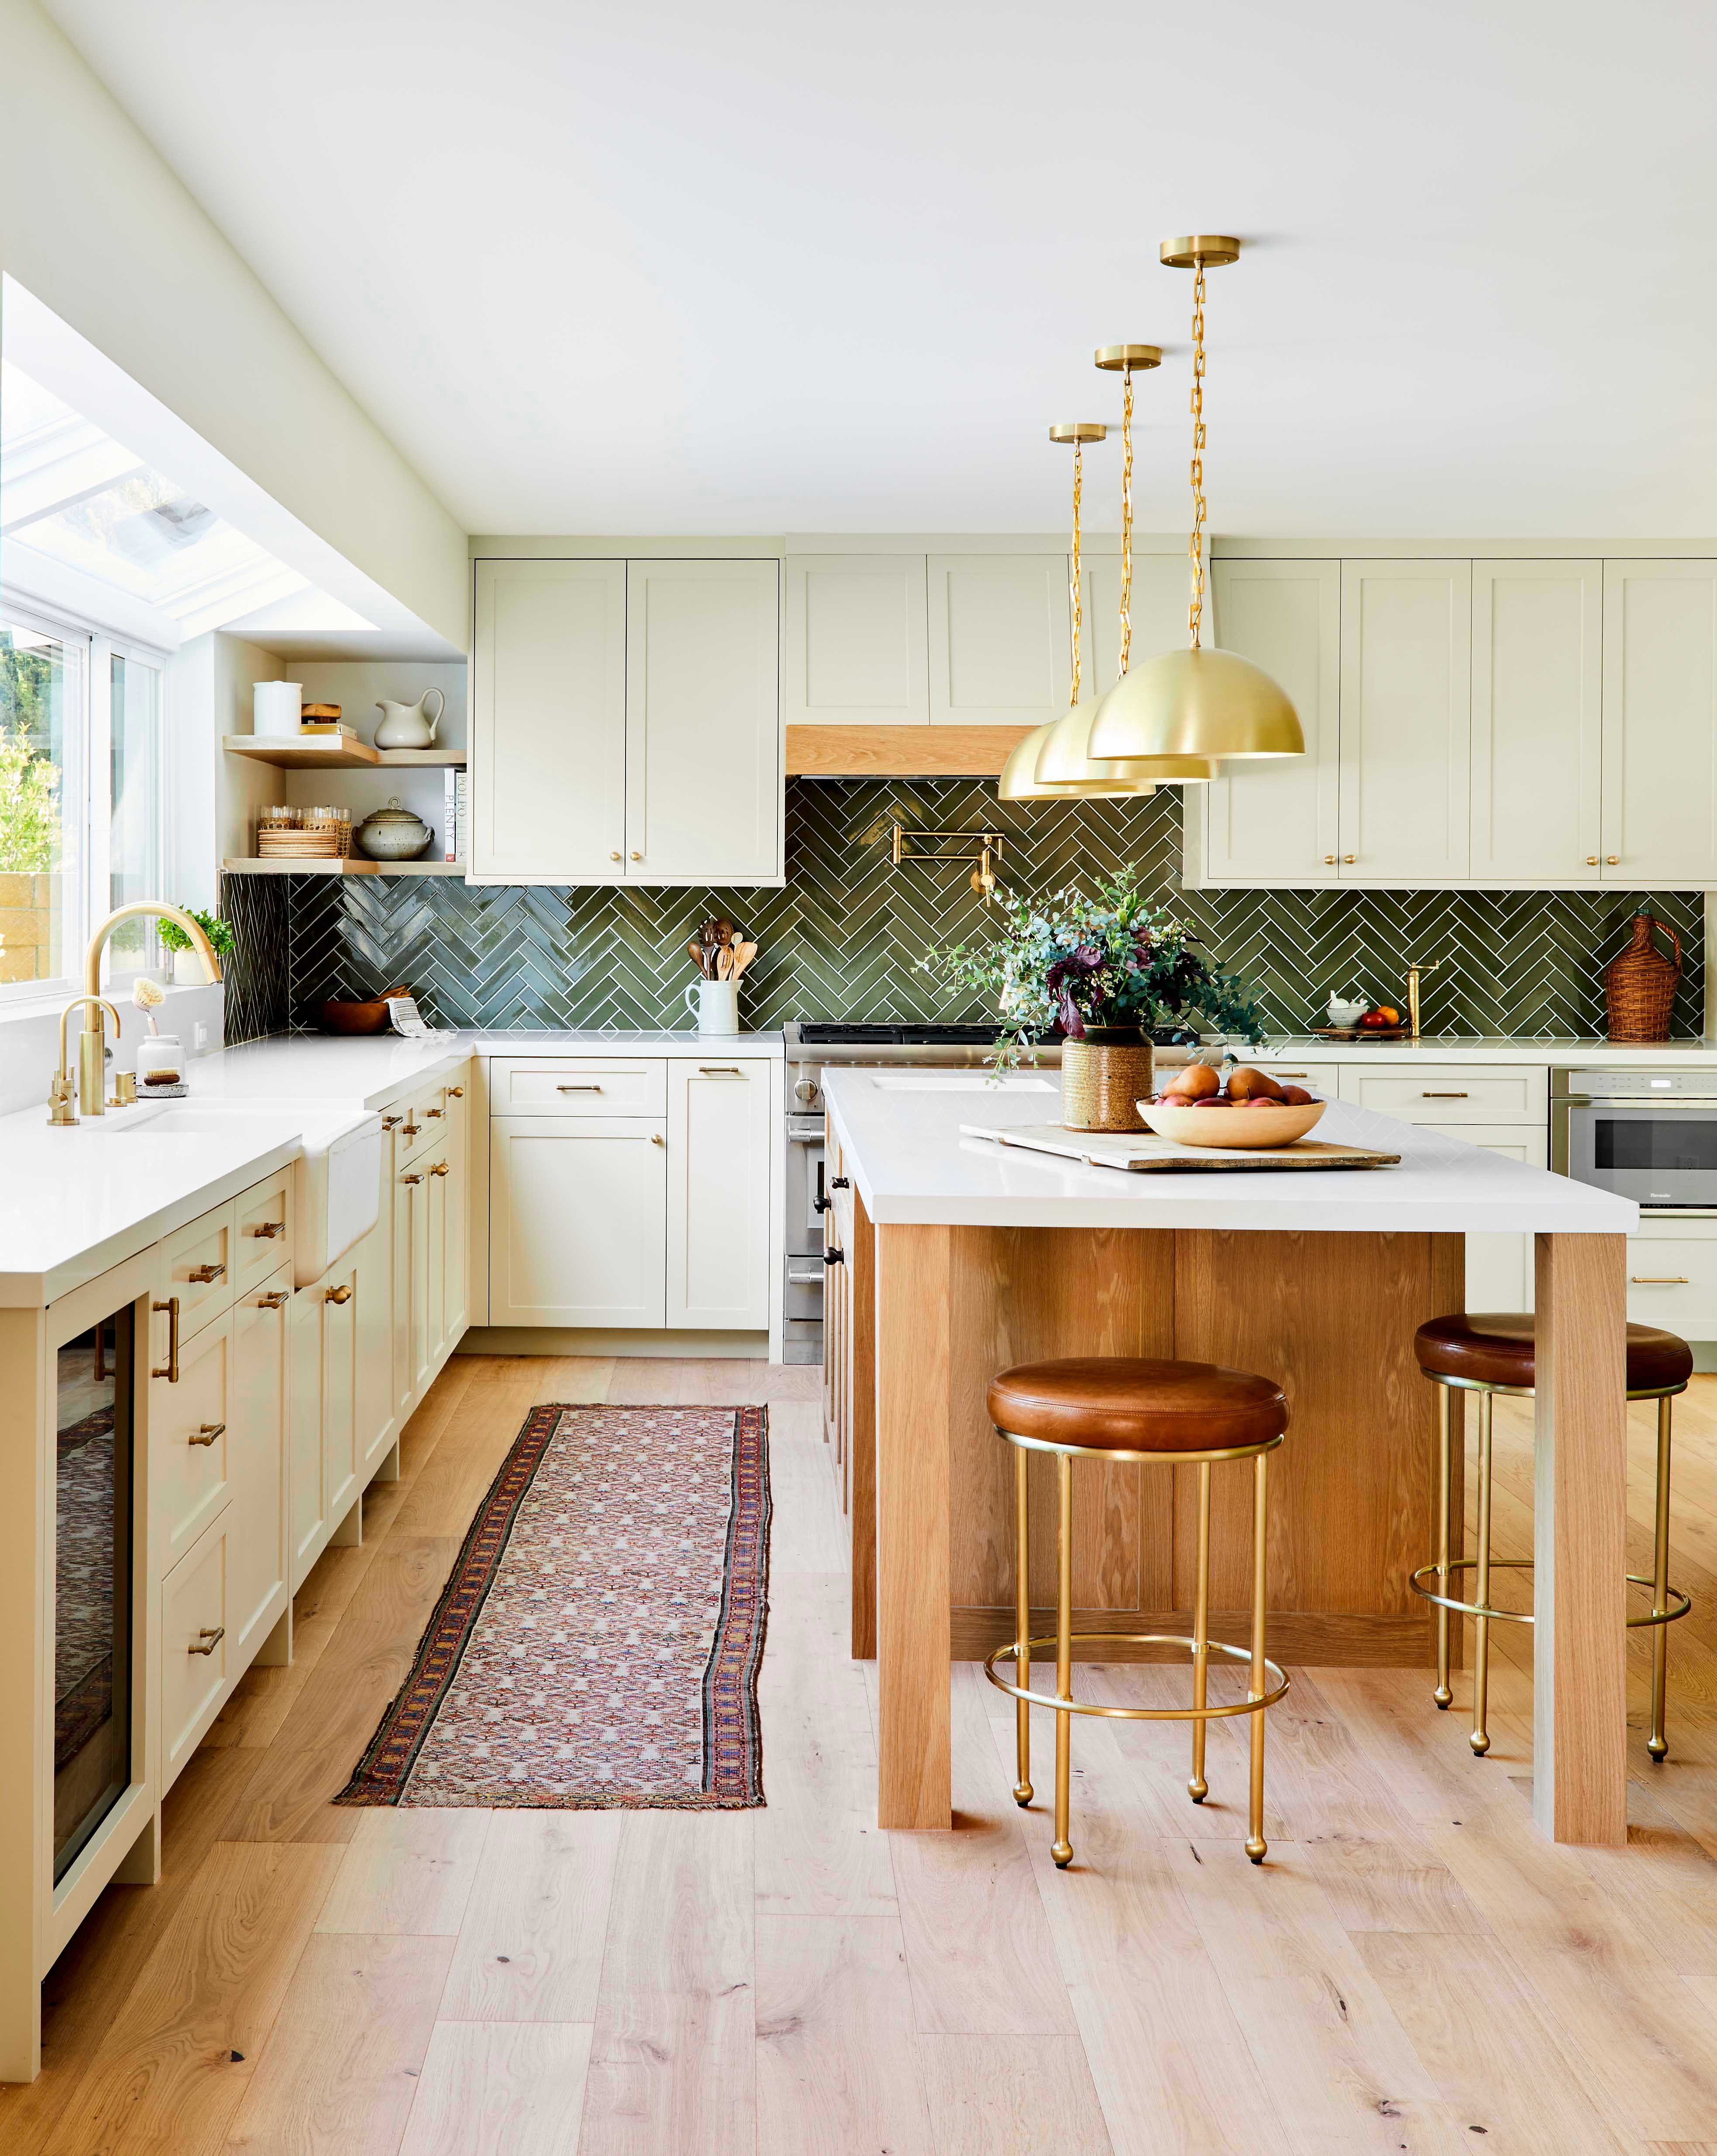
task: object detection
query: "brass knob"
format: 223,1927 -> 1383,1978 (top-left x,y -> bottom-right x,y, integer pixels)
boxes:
1606,855 -> 1619,865
630,851 -> 642,862
650,1133 -> 665,1146
610,851 -> 622,862
448,1086 -> 464,1098
429,1161 -> 449,1176
1586,856 -> 1598,866
1342,854 -> 1356,864
324,1283 -> 353,1304
1323,855 -> 1336,865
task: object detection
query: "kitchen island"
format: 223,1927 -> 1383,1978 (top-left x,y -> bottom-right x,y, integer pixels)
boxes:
820,1069 -> 1638,1847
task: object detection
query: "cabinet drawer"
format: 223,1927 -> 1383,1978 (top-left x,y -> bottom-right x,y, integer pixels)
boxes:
231,1169 -> 292,1300
385,1089 -> 443,1167
489,1056 -> 668,1117
1624,1231 -> 1717,1338
159,1202 -> 237,1339
151,1307 -> 233,1569
162,1511 -> 231,1789
1252,1059 -> 1340,1096
1338,1065 -> 1547,1125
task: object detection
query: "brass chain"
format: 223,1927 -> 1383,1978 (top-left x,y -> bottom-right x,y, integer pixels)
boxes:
1068,438 -> 1084,703
1119,364 -> 1134,675
1187,258 -> 1208,650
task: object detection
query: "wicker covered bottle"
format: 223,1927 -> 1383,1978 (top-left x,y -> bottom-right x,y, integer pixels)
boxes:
1604,914 -> 1681,1043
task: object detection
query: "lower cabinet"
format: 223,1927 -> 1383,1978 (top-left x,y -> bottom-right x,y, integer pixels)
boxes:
667,1059 -> 772,1328
490,1117 -> 669,1325
161,1511 -> 231,1788
228,1266 -> 291,1663
1625,1221 -> 1717,1338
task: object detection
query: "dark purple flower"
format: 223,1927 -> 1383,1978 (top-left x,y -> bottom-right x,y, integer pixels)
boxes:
1044,945 -> 1103,1036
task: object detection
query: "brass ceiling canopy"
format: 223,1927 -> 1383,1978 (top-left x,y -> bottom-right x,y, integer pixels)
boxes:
1094,343 -> 1162,372
1160,234 -> 1241,268
1048,421 -> 1108,444
1087,234 -> 1305,767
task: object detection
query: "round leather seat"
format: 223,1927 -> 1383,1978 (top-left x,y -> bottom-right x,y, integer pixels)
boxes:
1414,1311 -> 1693,1395
987,1356 -> 1288,1455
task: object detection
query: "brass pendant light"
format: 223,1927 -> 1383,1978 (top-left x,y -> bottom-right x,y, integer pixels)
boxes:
1085,237 -> 1304,765
1034,341 -> 1218,791
999,420 -> 1158,801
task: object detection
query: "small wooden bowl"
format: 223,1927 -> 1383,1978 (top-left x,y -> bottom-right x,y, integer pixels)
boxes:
1139,1100 -> 1327,1150
314,985 -> 410,1035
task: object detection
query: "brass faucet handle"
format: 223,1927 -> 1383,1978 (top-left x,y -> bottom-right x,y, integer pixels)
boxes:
108,1072 -> 138,1107
48,1072 -> 78,1126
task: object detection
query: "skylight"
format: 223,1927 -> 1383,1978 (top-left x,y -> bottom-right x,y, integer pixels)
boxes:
1,360 -> 312,638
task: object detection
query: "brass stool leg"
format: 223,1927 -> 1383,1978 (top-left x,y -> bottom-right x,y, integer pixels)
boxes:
1434,1383 -> 1453,1708
1189,1460 -> 1212,1802
1247,1450 -> 1269,1863
1013,1447 -> 1033,1804
1053,1452 -> 1074,1869
1649,1396 -> 1674,1763
1471,1388 -> 1494,1757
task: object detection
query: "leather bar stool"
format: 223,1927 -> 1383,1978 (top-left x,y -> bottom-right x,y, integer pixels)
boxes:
1412,1312 -> 1693,1760
984,1356 -> 1290,1868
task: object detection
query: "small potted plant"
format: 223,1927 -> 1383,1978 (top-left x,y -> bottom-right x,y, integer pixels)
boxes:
919,867 -> 1266,1132
156,905 -> 235,987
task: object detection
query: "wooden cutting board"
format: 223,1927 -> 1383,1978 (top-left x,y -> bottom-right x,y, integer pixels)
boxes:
959,1121 -> 1401,1173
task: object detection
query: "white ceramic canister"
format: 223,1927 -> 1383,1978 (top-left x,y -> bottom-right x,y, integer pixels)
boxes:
685,979 -> 741,1034
253,680 -> 304,737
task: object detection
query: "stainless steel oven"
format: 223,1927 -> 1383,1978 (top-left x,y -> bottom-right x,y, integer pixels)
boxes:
1554,1068 -> 1717,1211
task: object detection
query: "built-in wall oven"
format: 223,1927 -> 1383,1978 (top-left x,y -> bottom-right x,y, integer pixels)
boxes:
1553,1068 -> 1717,1210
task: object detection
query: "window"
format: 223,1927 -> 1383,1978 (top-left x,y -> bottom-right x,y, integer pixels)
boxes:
0,603 -> 163,1001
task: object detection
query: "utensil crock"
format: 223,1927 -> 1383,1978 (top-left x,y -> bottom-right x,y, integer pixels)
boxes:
685,980 -> 741,1034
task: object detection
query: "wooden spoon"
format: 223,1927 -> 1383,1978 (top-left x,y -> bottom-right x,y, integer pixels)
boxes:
717,947 -> 733,980
730,940 -> 758,979
686,937 -> 711,978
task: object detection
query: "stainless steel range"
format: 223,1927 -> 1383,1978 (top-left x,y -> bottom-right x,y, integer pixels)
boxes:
780,1021 -> 1065,1363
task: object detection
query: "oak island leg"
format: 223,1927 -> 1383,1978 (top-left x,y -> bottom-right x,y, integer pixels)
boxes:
1532,1231 -> 1628,1845
874,1223 -> 952,1829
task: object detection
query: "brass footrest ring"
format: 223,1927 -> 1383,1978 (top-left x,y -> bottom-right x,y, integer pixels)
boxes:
984,1632 -> 1290,1722
1411,1560 -> 1690,1630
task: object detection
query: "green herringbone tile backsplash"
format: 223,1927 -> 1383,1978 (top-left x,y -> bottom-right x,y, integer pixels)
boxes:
221,781 -> 1706,1042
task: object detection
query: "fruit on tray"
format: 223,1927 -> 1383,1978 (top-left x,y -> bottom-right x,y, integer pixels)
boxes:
1226,1066 -> 1285,1101
1358,1006 -> 1401,1031
1152,1063 -> 1322,1112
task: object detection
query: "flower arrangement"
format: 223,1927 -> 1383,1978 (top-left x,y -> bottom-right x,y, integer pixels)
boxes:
918,865 -> 1266,1071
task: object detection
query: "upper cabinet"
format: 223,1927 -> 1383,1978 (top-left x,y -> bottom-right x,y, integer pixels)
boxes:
1338,560 -> 1471,884
1199,559 -> 1341,885
1470,561 -> 1603,885
927,554 -> 1070,725
1602,562 -> 1717,886
784,556 -> 929,726
472,557 -> 782,886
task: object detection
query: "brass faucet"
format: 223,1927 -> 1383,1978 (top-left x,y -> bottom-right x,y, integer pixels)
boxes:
1405,959 -> 1442,1042
64,903 -> 223,1119
51,997 -> 120,1124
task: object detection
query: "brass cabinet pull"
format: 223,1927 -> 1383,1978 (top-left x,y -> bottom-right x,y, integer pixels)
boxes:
188,1626 -> 225,1656
400,1172 -> 423,1185
258,1290 -> 289,1309
1421,1091 -> 1469,1099
187,1262 -> 226,1284
698,1066 -> 743,1077
429,1161 -> 450,1176
426,1107 -> 444,1118
249,1221 -> 284,1238
447,1085 -> 464,1098
400,1121 -> 420,1137
650,1133 -> 665,1147
1586,856 -> 1599,866
382,1115 -> 402,1130
556,1083 -> 602,1093
324,1283 -> 354,1304
189,1422 -> 225,1446
1631,1276 -> 1689,1285
1271,1070 -> 1309,1078
152,1296 -> 180,1382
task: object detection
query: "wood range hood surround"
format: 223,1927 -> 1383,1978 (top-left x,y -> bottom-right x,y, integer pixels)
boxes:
786,725 -> 1031,777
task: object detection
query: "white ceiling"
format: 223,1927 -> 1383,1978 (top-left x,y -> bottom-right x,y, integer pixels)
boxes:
38,0 -> 1717,538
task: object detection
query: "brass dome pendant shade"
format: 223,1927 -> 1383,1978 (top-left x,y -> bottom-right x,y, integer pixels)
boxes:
1087,237 -> 1304,767
1001,420 -> 1160,801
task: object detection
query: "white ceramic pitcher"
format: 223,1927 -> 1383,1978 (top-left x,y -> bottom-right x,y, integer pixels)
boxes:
374,687 -> 444,749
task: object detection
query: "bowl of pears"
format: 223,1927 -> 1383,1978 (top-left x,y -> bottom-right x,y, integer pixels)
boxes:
1139,1062 -> 1327,1150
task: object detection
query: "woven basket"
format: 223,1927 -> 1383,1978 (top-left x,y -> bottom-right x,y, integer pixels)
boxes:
257,818 -> 352,860
1061,1030 -> 1155,1133
1604,914 -> 1681,1042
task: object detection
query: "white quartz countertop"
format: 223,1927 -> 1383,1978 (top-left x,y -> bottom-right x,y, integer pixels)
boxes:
1254,1035 -> 1717,1067
0,1103 -> 306,1307
821,1068 -> 1639,1235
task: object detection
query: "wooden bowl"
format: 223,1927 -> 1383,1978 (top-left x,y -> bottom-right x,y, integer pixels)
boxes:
313,985 -> 410,1035
1139,1099 -> 1327,1150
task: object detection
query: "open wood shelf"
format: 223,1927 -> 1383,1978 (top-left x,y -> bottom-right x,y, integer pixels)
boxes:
222,736 -> 467,770
221,857 -> 467,877
785,724 -> 1030,777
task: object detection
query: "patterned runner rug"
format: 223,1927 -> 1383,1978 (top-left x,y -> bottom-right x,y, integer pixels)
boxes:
339,1403 -> 770,1809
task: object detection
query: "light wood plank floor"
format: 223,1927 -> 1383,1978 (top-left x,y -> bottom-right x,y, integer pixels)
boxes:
7,1354 -> 1717,2153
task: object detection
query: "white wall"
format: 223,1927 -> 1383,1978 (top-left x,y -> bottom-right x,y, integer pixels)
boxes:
0,0 -> 468,652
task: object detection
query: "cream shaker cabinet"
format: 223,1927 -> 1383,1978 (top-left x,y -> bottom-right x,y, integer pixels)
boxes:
490,1117 -> 670,1327
927,554 -> 1071,726
1197,559 -> 1342,885
1601,560 -> 1717,885
471,556 -> 782,885
1470,561 -> 1603,885
667,1059 -> 773,1329
228,1267 -> 292,1664
784,554 -> 929,725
